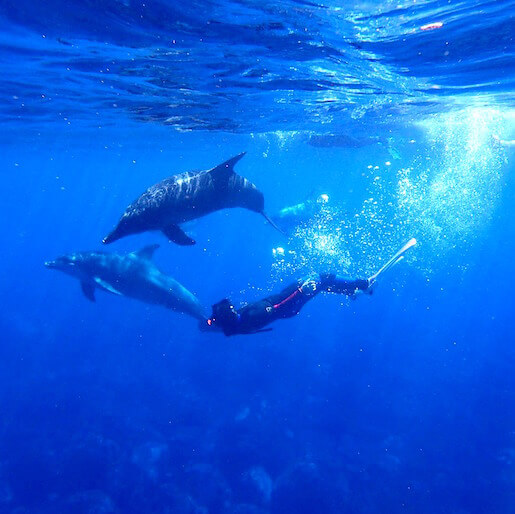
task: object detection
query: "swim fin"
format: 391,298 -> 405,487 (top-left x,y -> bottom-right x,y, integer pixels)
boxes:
368,238 -> 417,284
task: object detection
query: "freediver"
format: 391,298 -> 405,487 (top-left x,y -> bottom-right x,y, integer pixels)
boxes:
201,238 -> 417,336
202,273 -> 370,336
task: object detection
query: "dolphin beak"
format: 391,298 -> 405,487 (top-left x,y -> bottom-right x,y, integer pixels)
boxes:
102,230 -> 117,244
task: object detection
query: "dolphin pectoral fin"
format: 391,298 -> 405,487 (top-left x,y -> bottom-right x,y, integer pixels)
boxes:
93,277 -> 123,296
132,244 -> 160,260
262,212 -> 287,236
81,281 -> 96,302
162,225 -> 196,246
209,152 -> 246,182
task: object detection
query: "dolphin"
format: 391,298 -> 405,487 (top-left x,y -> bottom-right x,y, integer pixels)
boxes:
45,244 -> 206,321
102,152 -> 282,245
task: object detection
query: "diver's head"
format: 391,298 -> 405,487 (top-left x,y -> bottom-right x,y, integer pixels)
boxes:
316,193 -> 329,205
207,299 -> 238,329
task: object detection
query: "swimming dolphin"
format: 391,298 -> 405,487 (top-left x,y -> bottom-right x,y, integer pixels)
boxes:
45,244 -> 206,321
102,152 -> 282,245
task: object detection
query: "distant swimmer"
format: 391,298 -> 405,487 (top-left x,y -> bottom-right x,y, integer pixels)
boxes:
271,192 -> 329,234
103,153 -> 283,246
45,245 -> 207,321
492,134 -> 515,147
308,134 -> 384,148
202,239 -> 416,336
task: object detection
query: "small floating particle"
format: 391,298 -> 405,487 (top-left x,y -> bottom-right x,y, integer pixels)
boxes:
385,161 -> 391,166
420,21 -> 443,31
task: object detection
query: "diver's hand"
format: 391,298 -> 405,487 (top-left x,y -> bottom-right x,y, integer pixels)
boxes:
299,278 -> 318,296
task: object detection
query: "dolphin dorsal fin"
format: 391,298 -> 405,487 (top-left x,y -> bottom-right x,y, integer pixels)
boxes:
209,152 -> 246,182
132,244 -> 160,260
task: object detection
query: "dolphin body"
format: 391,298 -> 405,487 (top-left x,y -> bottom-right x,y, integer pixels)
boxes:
45,245 -> 206,321
103,152 -> 281,245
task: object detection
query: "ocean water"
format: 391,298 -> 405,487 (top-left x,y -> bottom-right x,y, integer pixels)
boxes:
1,1 -> 514,512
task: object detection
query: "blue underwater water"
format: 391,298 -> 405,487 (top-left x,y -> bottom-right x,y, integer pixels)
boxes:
1,0 -> 515,512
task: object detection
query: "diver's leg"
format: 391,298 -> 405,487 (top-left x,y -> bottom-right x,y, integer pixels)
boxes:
319,273 -> 369,295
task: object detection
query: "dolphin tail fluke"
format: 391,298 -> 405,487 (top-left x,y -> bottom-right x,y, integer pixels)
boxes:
210,152 -> 247,180
262,212 -> 286,237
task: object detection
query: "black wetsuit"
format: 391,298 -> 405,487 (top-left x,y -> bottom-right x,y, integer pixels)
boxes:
210,274 -> 369,336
